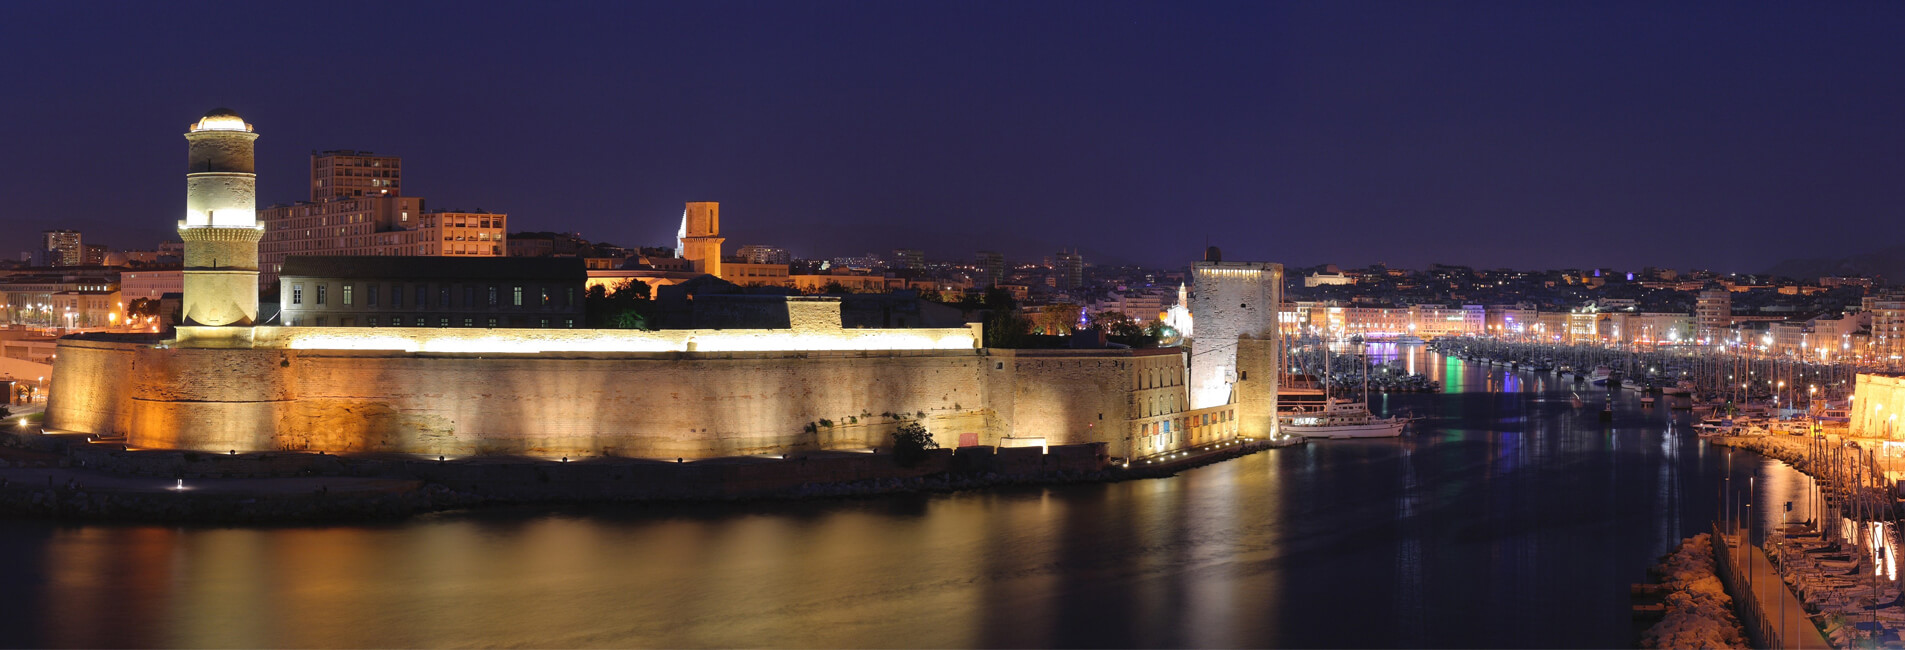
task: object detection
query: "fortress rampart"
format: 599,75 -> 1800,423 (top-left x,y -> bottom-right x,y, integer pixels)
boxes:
49,330 -> 1204,460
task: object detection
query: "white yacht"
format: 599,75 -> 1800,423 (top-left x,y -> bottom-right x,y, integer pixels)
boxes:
1280,399 -> 1408,439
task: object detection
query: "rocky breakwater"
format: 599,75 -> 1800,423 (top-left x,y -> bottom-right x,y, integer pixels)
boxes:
1638,533 -> 1748,649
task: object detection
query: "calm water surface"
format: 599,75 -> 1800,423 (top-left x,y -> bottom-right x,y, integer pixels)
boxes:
0,348 -> 1812,648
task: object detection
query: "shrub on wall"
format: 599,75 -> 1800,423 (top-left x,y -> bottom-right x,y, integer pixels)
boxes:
892,421 -> 938,467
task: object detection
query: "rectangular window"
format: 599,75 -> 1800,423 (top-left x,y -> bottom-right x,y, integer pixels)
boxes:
512,286 -> 522,307
316,316 -> 328,327
540,288 -> 550,306
316,285 -> 327,305
487,286 -> 498,307
291,284 -> 303,305
342,284 -> 354,306
366,285 -> 378,307
368,317 -> 378,327
565,319 -> 574,328
392,284 -> 403,308
464,318 -> 474,327
487,317 -> 497,328
540,318 -> 549,328
464,287 -> 475,308
566,288 -> 575,306
439,317 -> 450,327
415,317 -> 425,327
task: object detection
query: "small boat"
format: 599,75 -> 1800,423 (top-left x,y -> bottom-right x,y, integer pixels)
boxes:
1280,399 -> 1408,439
1661,380 -> 1694,396
1588,366 -> 1613,386
1641,395 -> 1656,407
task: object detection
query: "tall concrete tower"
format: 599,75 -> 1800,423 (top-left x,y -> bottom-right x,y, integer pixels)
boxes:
1187,247 -> 1283,437
676,201 -> 724,277
180,108 -> 263,327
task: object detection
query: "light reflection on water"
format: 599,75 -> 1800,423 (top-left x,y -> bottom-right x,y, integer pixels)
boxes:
0,347 -> 1815,648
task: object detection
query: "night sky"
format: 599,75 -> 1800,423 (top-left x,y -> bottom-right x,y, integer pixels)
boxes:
4,1 -> 1903,272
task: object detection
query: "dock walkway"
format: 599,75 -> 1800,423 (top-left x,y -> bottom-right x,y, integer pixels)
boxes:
1714,527 -> 1831,648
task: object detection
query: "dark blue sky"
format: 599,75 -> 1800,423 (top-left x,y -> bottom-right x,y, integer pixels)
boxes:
3,1 -> 1903,271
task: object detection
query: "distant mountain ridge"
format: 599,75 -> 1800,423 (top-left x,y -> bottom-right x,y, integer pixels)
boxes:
1764,244 -> 1905,281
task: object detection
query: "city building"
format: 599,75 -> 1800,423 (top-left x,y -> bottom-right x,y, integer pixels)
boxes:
975,251 -> 1005,287
310,149 -> 401,200
892,248 -> 926,270
40,230 -> 81,267
258,150 -> 506,286
1054,250 -> 1084,290
736,244 -> 791,265
277,256 -> 586,328
120,269 -> 183,301
1696,289 -> 1732,344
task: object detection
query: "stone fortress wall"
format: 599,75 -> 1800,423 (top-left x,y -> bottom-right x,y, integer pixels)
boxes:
49,318 -> 1204,461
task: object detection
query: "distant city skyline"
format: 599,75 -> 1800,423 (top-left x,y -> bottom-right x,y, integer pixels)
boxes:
5,1 -> 1905,272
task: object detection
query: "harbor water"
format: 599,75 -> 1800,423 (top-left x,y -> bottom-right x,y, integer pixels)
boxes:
0,347 -> 1814,648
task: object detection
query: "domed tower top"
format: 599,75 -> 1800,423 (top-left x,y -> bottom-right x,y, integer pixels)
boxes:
191,107 -> 252,133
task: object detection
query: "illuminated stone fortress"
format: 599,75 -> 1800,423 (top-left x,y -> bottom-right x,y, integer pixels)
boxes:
47,110 -> 1281,462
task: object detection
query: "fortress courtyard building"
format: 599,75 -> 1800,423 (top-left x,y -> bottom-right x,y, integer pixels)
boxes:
46,110 -> 1282,463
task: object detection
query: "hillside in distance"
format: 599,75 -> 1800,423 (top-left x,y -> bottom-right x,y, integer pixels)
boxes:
1764,244 -> 1905,281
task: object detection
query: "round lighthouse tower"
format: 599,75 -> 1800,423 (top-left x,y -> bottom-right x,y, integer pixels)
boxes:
179,108 -> 263,327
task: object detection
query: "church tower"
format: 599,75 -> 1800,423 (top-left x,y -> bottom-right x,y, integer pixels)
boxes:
676,201 -> 725,277
179,108 -> 263,327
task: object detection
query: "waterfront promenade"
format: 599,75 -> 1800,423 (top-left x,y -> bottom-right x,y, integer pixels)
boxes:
1715,528 -> 1831,648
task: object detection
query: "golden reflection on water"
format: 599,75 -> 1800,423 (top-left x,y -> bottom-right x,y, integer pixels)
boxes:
35,470 -> 1287,648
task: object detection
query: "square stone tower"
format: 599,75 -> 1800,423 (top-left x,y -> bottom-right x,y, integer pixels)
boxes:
677,202 -> 724,277
1188,248 -> 1282,436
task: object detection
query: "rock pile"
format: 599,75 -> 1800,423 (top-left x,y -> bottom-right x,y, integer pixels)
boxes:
1640,533 -> 1748,649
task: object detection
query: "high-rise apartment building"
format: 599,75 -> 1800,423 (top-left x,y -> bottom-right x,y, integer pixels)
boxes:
1054,250 -> 1085,290
41,230 -> 81,267
258,151 -> 504,286
892,248 -> 926,270
1695,289 -> 1731,344
311,150 -> 402,201
976,251 -> 1005,287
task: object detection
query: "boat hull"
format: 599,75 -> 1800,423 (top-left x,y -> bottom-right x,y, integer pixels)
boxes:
1287,420 -> 1407,439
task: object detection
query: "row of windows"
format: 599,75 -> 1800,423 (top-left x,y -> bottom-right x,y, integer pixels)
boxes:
289,282 -> 577,310
291,316 -> 576,328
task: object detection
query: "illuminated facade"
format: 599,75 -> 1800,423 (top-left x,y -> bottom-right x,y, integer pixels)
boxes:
179,108 -> 263,326
677,202 -> 724,277
1186,250 -> 1282,438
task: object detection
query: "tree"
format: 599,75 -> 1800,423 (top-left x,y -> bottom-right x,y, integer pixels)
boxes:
1035,303 -> 1080,336
980,288 -> 1032,348
822,280 -> 850,295
891,420 -> 938,467
1089,311 -> 1146,338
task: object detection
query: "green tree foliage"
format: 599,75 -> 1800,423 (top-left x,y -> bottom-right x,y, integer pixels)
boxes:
1089,311 -> 1147,338
891,420 -> 938,467
1034,303 -> 1080,336
127,298 -> 162,318
585,279 -> 653,329
980,287 -> 1032,348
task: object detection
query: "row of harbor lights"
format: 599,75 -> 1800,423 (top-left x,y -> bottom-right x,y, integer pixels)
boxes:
1135,437 -> 1252,466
